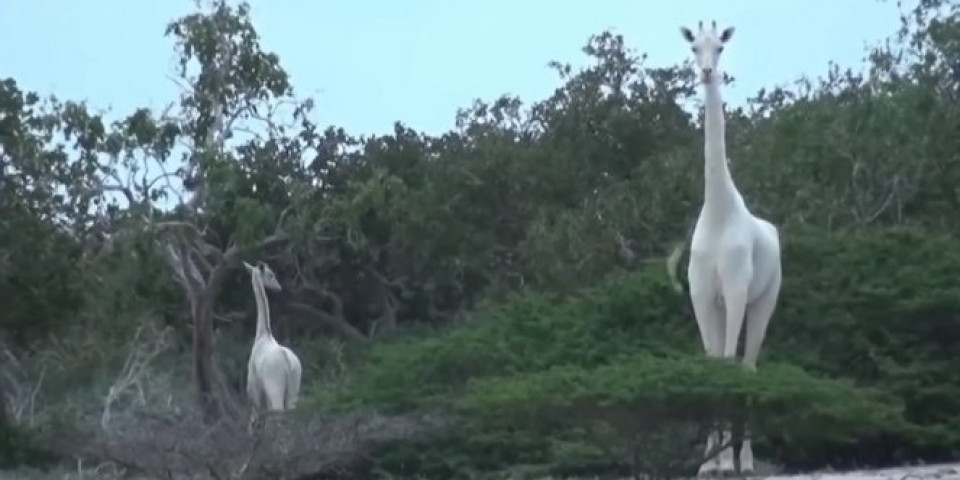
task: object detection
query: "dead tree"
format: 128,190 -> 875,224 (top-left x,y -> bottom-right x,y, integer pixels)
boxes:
101,322 -> 173,431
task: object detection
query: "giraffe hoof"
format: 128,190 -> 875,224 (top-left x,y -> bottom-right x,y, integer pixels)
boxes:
717,466 -> 738,478
740,469 -> 757,478
697,467 -> 720,478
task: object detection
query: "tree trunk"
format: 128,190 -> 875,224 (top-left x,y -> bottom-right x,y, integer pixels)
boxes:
372,278 -> 398,335
192,299 -> 219,422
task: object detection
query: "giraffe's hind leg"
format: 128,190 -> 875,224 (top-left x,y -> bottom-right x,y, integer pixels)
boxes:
739,268 -> 781,476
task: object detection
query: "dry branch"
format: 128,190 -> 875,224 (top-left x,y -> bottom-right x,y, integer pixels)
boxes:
284,301 -> 365,343
101,322 -> 173,430
363,262 -> 410,336
0,338 -> 43,426
67,399 -> 438,480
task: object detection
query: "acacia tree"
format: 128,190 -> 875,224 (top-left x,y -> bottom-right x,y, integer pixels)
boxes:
33,0 -> 323,419
146,0 -> 320,419
81,0 -> 386,419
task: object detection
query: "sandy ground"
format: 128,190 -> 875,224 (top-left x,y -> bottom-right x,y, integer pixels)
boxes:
541,463 -> 960,480
3,461 -> 959,479
760,463 -> 960,480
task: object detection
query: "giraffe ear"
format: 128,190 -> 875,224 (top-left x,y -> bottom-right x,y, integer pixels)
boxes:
720,27 -> 735,43
680,26 -> 695,43
243,261 -> 255,273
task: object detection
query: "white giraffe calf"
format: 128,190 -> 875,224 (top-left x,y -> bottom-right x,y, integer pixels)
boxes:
244,261 -> 302,413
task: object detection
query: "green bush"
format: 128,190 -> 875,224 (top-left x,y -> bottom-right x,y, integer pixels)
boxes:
322,267 -> 696,412
313,225 -> 960,477
769,226 -> 960,462
363,355 -> 905,479
458,355 -> 906,479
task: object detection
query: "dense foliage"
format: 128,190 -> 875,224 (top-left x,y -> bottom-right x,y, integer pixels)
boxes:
2,0 -> 960,478
327,227 -> 960,477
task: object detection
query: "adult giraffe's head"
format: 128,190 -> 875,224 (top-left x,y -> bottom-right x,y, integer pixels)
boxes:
244,260 -> 282,292
680,20 -> 735,85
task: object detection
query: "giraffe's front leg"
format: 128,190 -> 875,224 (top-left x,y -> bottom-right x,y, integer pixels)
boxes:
697,429 -> 722,478
716,428 -> 737,475
739,434 -> 756,476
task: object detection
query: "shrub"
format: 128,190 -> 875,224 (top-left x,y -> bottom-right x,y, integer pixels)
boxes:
316,226 -> 960,477
322,268 -> 696,412
769,226 -> 960,463
366,354 -> 905,479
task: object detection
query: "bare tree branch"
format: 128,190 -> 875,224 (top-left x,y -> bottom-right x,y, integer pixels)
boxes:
149,219 -> 206,238
284,301 -> 366,343
97,182 -> 136,206
0,337 -> 44,427
102,322 -> 173,430
163,243 -> 205,307
298,284 -> 345,317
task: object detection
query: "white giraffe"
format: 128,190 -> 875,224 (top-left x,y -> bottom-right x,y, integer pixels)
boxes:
243,261 -> 302,413
680,21 -> 782,477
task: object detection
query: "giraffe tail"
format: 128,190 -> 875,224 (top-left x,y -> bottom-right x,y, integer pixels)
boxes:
667,216 -> 697,295
666,240 -> 688,294
281,349 -> 302,409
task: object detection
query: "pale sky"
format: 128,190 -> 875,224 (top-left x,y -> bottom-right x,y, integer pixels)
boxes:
1,0 -> 904,138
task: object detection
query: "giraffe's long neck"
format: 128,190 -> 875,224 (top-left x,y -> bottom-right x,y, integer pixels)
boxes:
251,273 -> 273,342
702,79 -> 739,215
